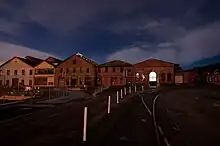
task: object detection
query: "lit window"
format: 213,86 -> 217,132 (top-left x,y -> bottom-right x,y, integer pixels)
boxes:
136,73 -> 140,78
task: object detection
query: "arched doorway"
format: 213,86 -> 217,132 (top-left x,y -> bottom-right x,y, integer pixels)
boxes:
149,72 -> 157,87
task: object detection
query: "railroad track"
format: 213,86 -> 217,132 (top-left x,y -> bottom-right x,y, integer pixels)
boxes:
138,90 -> 170,146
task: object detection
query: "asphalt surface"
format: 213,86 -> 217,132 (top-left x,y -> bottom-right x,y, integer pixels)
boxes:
1,85 -> 220,146
86,91 -> 157,146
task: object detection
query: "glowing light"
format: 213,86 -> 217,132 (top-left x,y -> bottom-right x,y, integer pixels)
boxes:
136,73 -> 140,78
149,72 -> 157,82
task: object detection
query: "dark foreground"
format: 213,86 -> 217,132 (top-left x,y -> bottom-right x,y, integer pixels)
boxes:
0,85 -> 220,146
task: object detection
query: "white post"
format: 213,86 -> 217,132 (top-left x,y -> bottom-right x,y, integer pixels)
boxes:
142,85 -> 144,92
124,87 -> 127,95
117,91 -> 119,104
121,89 -> 123,99
129,86 -> 131,94
135,85 -> 137,92
83,107 -> 88,142
108,96 -> 111,114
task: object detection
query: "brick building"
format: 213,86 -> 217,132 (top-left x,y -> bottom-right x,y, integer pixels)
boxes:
98,60 -> 133,87
55,53 -> 97,88
132,59 -> 179,86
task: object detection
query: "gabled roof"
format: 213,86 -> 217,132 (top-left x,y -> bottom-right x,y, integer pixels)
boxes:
76,53 -> 98,66
24,56 -> 43,67
57,53 -> 98,67
45,57 -> 62,63
135,58 -> 175,66
0,56 -> 41,68
45,57 -> 63,67
99,60 -> 132,67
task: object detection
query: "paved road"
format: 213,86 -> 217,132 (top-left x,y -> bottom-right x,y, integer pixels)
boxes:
86,90 -> 158,146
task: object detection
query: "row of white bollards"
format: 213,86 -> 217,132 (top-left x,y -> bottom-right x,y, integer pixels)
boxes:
82,84 -> 145,142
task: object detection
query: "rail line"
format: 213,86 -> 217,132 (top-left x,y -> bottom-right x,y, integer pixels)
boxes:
138,91 -> 170,146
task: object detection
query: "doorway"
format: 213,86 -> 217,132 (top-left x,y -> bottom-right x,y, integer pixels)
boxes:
149,72 -> 157,87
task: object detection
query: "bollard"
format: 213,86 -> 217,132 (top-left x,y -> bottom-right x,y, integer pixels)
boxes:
108,96 -> 111,114
129,86 -> 131,94
135,85 -> 137,92
142,85 -> 144,92
121,89 -> 123,99
124,87 -> 127,95
83,107 -> 88,142
117,91 -> 119,104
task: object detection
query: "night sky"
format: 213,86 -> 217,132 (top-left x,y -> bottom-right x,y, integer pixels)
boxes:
0,0 -> 220,66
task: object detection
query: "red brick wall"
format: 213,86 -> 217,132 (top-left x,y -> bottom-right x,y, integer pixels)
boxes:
55,55 -> 96,87
132,59 -> 175,85
98,66 -> 133,87
183,71 -> 197,84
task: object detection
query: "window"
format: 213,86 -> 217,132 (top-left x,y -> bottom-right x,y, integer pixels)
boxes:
7,70 -> 10,76
48,82 -> 54,85
29,80 -> 32,86
105,67 -> 108,72
21,80 -> 24,85
0,80 -> 2,86
98,67 -> 101,73
6,80 -> 9,85
66,68 -> 69,74
167,73 -> 172,81
128,69 -> 131,72
72,60 -> 76,64
161,73 -> 165,82
29,70 -> 33,75
22,70 -> 25,76
87,68 -> 90,73
80,67 -> 83,73
0,70 -> 3,76
14,70 -> 18,76
112,67 -> 116,72
60,68 -> 63,73
120,67 -> 123,73
79,77 -> 82,85
73,68 -> 76,73
136,73 -> 140,78
214,76 -> 219,82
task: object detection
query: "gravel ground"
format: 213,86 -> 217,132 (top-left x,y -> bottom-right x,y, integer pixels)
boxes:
155,86 -> 220,146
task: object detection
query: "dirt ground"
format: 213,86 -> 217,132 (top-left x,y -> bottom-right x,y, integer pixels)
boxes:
155,85 -> 220,146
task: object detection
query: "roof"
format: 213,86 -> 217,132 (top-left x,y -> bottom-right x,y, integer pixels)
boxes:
45,57 -> 63,67
99,60 -> 132,67
24,56 -> 43,67
134,58 -> 176,67
45,57 -> 62,63
76,53 -> 98,65
57,53 -> 98,67
0,56 -> 42,68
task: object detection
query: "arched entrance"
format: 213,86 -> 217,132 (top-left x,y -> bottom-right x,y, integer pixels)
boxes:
149,72 -> 157,87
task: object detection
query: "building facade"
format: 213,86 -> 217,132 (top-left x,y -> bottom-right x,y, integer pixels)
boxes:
0,57 -> 36,88
98,60 -> 133,87
55,53 -> 97,88
34,57 -> 62,88
132,59 -> 176,86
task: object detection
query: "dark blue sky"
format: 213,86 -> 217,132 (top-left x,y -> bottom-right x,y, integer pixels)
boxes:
0,0 -> 220,65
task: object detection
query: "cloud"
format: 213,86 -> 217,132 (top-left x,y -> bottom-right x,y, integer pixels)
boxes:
25,0 -> 146,34
108,21 -> 220,65
0,19 -> 20,35
0,41 -> 56,61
